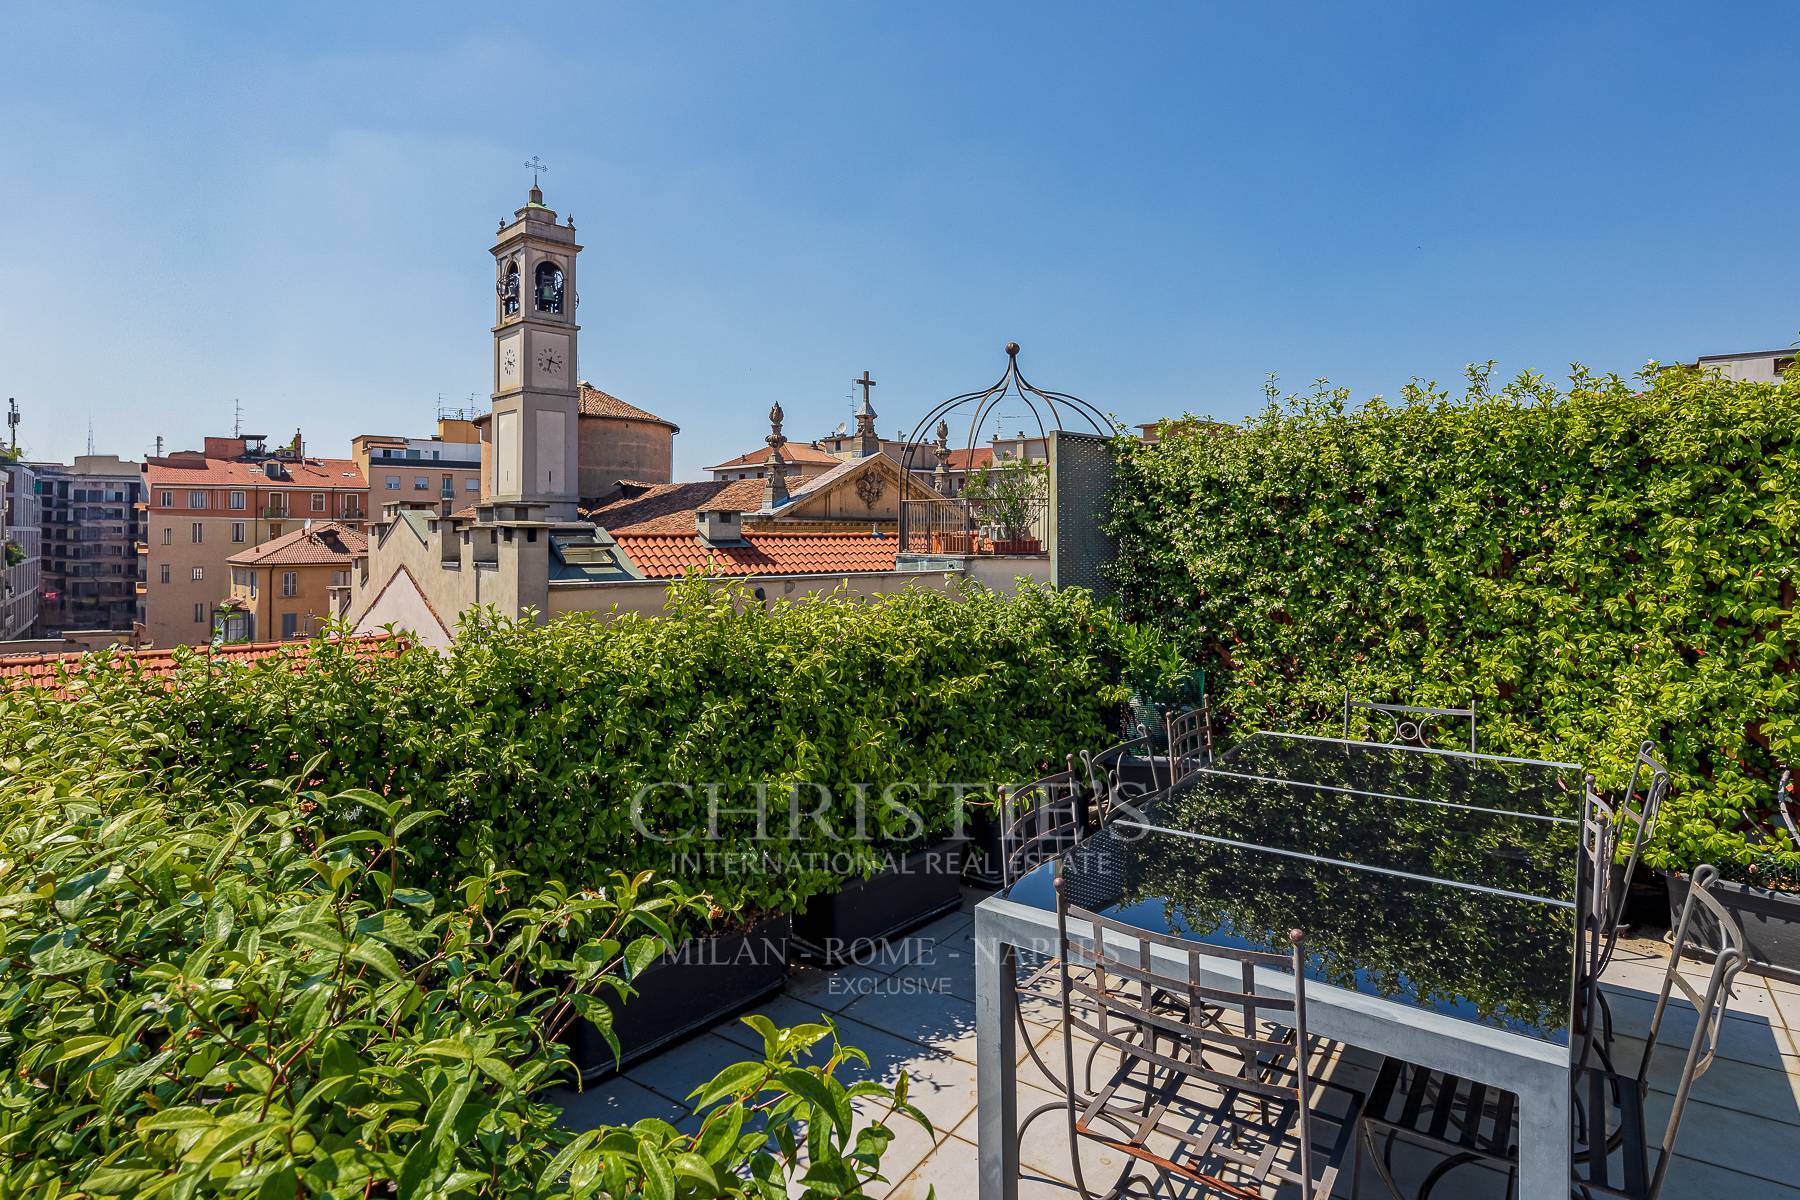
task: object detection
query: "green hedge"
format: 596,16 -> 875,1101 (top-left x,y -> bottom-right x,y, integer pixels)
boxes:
1106,362 -> 1800,880
0,758 -> 927,1197
2,579 -> 1131,918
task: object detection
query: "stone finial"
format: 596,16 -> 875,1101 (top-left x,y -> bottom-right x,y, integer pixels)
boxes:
763,402 -> 790,509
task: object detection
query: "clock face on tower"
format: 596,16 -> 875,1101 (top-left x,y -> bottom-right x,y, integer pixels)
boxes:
502,346 -> 517,377
536,347 -> 564,378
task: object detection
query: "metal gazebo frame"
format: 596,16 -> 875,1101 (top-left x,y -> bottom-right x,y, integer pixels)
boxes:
896,342 -> 1117,557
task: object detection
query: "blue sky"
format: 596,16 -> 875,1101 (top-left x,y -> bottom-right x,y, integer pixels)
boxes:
3,2 -> 1796,473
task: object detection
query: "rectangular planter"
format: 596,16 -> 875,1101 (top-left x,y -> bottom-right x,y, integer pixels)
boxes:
569,914 -> 792,1082
794,837 -> 967,965
1664,871 -> 1800,985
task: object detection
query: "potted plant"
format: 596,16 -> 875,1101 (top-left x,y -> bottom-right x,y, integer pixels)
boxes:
792,789 -> 970,966
964,458 -> 1046,555
1658,769 -> 1800,982
571,908 -> 794,1080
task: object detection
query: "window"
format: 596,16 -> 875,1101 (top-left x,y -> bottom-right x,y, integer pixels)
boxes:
534,261 -> 565,313
311,492 -> 325,512
231,521 -> 245,543
281,571 -> 297,597
159,490 -> 173,507
248,573 -> 257,599
501,260 -> 520,316
464,478 -> 480,491
385,476 -> 400,491
342,495 -> 360,517
161,527 -> 172,545
193,602 -> 206,624
159,564 -> 170,584
190,566 -> 204,582
414,476 -> 429,491
229,491 -> 245,510
281,612 -> 299,639
330,569 -> 350,587
188,491 -> 206,509
269,523 -> 283,537
441,475 -> 454,497
190,522 -> 203,544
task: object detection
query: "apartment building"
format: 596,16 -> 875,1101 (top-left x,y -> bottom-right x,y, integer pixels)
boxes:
1,460 -> 42,640
217,521 -> 365,643
30,455 -> 144,635
350,417 -> 484,516
141,434 -> 367,646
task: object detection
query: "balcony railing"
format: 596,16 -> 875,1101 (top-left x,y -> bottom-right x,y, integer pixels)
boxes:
900,497 -> 1047,557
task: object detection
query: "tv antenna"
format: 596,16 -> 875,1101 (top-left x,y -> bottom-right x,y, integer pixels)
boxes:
87,416 -> 96,456
5,397 -> 17,454
233,398 -> 244,437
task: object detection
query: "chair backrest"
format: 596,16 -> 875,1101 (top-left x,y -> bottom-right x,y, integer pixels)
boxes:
1343,692 -> 1476,753
1164,699 -> 1214,790
1079,735 -> 1157,825
999,758 -> 1087,886
1051,860 -> 1318,1192
1642,864 -> 1745,1199
1599,740 -> 1670,971
1574,783 -> 1617,1063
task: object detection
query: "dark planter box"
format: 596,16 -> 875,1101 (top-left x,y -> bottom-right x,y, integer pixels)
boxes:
569,914 -> 791,1082
1609,862 -> 1671,932
963,809 -> 1004,887
795,837 -> 966,965
1664,871 -> 1800,985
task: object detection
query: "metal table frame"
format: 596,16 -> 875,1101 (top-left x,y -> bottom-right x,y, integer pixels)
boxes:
973,736 -> 1582,1200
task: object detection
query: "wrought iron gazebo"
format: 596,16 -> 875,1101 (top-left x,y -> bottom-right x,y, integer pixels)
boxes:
896,342 -> 1116,558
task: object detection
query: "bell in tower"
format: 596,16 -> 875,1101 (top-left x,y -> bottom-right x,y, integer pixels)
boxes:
485,158 -> 581,522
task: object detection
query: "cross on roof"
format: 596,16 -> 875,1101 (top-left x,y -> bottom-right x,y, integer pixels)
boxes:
524,156 -> 549,187
853,370 -> 877,408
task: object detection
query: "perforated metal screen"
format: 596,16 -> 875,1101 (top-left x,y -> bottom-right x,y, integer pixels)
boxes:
1048,431 -> 1119,600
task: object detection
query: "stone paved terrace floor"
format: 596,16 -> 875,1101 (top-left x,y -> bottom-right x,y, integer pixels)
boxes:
553,892 -> 1800,1198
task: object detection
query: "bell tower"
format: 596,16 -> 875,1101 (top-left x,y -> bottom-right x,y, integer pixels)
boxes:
489,162 -> 580,521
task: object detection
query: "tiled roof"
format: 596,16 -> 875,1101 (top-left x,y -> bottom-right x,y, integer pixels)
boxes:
227,521 -> 367,567
576,383 -> 680,431
611,531 -> 898,578
707,442 -> 841,471
581,478 -> 767,534
0,635 -> 404,696
944,446 -> 994,470
146,457 -> 367,488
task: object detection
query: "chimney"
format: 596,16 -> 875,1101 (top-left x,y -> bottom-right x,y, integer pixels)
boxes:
696,508 -> 744,544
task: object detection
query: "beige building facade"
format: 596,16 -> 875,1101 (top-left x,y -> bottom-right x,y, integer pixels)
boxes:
219,522 -> 364,642
142,435 -> 367,646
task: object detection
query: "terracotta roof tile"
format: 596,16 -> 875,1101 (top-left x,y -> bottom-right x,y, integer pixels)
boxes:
610,531 -> 898,578
227,521 -> 367,567
943,447 -> 994,470
145,457 -> 367,488
0,635 -> 404,697
576,383 -> 679,430
581,478 -> 767,534
707,443 -> 841,471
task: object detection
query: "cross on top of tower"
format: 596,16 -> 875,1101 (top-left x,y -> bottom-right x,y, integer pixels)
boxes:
853,370 -> 877,411
524,156 -> 549,187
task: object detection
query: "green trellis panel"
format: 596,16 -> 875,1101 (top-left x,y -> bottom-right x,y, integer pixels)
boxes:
1048,431 -> 1118,600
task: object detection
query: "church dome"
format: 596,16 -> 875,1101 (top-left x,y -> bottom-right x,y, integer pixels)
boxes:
574,381 -> 678,502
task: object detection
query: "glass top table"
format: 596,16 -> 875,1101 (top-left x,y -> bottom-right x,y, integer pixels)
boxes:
1001,731 -> 1587,1045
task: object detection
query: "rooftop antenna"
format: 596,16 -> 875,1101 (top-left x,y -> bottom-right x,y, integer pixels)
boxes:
154,435 -> 164,458
86,416 -> 96,456
5,397 -> 18,454
233,398 -> 243,438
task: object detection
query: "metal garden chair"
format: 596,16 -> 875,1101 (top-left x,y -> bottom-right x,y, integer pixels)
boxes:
1343,694 -> 1477,753
1164,698 -> 1215,791
1030,861 -> 1366,1200
1356,864 -> 1745,1200
1079,734 -> 1162,827
1588,742 -> 1671,1054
